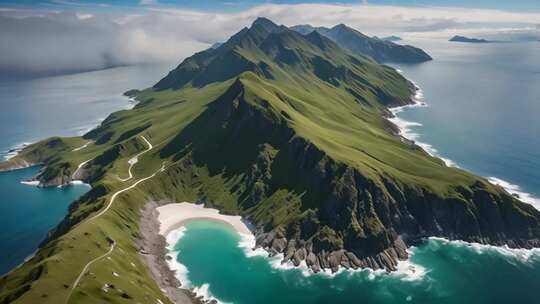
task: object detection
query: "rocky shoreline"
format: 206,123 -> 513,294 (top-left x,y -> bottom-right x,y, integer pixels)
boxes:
0,157 -> 37,173
138,201 -> 214,304
255,230 -> 409,273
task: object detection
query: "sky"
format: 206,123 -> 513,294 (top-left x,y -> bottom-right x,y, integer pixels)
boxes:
1,0 -> 539,12
0,0 -> 539,77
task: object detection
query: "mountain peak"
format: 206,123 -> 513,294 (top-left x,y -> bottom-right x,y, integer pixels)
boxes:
291,23 -> 432,63
251,17 -> 279,31
305,30 -> 335,50
331,23 -> 353,33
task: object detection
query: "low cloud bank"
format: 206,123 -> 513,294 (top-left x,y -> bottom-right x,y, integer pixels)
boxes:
1,3 -> 539,78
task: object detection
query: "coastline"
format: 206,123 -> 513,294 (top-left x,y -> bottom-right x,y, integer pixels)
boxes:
389,73 -> 540,210
150,201 -> 540,304
2,142 -> 31,161
138,201 -> 211,304
157,203 -> 252,236
388,80 -> 456,168
150,202 -> 427,300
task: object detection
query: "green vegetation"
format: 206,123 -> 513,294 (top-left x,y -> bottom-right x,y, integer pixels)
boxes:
1,17 -> 539,303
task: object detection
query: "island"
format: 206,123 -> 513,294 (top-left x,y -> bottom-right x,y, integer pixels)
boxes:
449,35 -> 494,43
1,17 -> 539,304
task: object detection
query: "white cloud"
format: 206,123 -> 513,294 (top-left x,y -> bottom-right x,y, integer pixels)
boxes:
0,3 -> 538,77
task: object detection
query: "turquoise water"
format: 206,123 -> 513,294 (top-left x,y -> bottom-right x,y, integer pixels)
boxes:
0,64 -> 171,275
174,221 -> 540,304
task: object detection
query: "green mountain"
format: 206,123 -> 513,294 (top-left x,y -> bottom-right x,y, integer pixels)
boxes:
1,17 -> 539,303
290,23 -> 432,63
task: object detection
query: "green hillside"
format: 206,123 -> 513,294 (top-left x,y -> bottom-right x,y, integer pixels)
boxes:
1,17 -> 539,303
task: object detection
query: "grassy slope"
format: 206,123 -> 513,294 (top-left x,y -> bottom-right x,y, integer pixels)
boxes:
1,18 -> 539,303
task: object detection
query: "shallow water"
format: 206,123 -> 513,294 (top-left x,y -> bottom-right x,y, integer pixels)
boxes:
172,220 -> 540,304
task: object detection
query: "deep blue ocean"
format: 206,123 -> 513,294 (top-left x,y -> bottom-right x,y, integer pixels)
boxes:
0,64 -> 171,275
0,39 -> 539,303
391,39 -> 540,208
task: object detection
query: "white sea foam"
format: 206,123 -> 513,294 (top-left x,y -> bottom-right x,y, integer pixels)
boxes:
429,237 -> 540,264
388,88 -> 457,168
20,180 -> 40,186
164,227 -> 230,304
164,227 -> 190,285
237,233 -> 267,258
73,117 -> 106,136
68,180 -> 91,188
392,250 -> 427,282
3,142 -> 32,160
487,177 -> 540,210
236,229 -> 426,281
390,78 -> 539,211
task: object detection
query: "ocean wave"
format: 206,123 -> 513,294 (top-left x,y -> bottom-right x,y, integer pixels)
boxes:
3,142 -> 32,160
20,180 -> 39,186
64,180 -> 91,188
391,76 -> 540,211
388,85 -> 458,168
236,230 -> 426,281
428,237 -> 540,264
165,227 -> 230,304
487,177 -> 540,210
73,117 -> 106,136
393,252 -> 428,282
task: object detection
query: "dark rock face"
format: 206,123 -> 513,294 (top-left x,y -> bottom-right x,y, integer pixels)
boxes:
35,162 -> 74,187
252,138 -> 540,272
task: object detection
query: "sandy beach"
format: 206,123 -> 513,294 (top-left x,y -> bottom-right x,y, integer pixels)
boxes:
139,201 -> 242,304
156,202 -> 252,236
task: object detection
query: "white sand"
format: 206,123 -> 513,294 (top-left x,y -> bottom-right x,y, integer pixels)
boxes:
156,202 -> 252,236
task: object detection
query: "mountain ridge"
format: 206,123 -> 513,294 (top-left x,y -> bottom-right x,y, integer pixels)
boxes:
290,23 -> 432,63
0,17 -> 539,303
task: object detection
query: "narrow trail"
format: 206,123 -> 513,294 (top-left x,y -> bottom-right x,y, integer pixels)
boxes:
65,135 -> 167,303
65,241 -> 116,303
71,158 -> 94,180
86,163 -> 165,223
72,141 -> 91,152
118,136 -> 153,182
